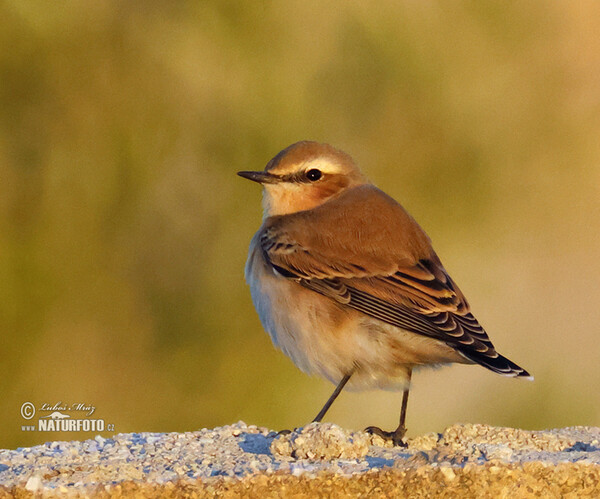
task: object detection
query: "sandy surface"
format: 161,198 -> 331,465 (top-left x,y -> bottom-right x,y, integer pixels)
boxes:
1,422 -> 599,497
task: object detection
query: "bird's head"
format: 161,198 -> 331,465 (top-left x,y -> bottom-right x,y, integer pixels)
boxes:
238,141 -> 368,217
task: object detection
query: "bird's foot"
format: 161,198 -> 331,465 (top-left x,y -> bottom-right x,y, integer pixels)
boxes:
364,425 -> 408,447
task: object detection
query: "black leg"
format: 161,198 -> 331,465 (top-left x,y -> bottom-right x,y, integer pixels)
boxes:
313,372 -> 353,423
365,368 -> 412,447
396,367 -> 412,436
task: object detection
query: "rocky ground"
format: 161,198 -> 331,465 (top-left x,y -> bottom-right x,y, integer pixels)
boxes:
1,422 -> 599,497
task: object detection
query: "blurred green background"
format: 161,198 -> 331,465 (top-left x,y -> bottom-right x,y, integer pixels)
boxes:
2,1 -> 599,449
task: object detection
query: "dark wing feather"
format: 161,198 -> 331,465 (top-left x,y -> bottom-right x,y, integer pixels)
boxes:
261,239 -> 530,378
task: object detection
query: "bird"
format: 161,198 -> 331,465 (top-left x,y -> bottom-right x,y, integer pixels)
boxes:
238,141 -> 532,446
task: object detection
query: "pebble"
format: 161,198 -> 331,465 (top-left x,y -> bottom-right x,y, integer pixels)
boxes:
0,422 -> 598,496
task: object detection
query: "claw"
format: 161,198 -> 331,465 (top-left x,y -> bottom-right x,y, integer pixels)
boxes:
365,425 -> 408,447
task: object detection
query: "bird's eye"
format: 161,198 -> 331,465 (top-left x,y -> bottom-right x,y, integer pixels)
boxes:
306,169 -> 322,181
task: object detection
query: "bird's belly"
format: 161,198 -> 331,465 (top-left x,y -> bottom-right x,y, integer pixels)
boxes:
245,241 -> 465,391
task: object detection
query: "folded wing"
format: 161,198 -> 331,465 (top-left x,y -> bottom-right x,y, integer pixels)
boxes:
260,185 -> 530,378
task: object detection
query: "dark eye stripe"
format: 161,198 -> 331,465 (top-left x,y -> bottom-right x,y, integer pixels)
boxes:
279,170 -> 325,183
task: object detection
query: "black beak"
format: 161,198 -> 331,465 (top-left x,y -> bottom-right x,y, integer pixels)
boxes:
237,170 -> 280,184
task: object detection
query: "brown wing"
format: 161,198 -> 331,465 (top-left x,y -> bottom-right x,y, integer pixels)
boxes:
260,185 -> 530,377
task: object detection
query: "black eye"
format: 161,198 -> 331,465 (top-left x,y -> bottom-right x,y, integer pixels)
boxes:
306,169 -> 322,181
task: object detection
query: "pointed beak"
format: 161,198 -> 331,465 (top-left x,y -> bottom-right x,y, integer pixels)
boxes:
237,170 -> 280,184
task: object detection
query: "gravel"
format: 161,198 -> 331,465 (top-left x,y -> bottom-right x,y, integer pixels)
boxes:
1,422 -> 599,497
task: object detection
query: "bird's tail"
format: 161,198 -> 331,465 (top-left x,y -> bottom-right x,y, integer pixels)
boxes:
459,350 -> 533,380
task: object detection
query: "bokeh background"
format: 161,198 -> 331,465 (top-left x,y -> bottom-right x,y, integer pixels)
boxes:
2,1 -> 599,449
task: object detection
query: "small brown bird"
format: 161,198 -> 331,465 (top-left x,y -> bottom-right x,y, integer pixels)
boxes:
238,141 -> 531,445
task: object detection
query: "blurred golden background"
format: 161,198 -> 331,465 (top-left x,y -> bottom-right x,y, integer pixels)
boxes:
2,1 -> 599,449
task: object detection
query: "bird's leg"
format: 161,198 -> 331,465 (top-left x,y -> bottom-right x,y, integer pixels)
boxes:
365,368 -> 412,447
313,372 -> 353,423
276,372 -> 353,436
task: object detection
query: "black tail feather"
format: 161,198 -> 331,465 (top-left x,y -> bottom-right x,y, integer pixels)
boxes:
459,349 -> 533,379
